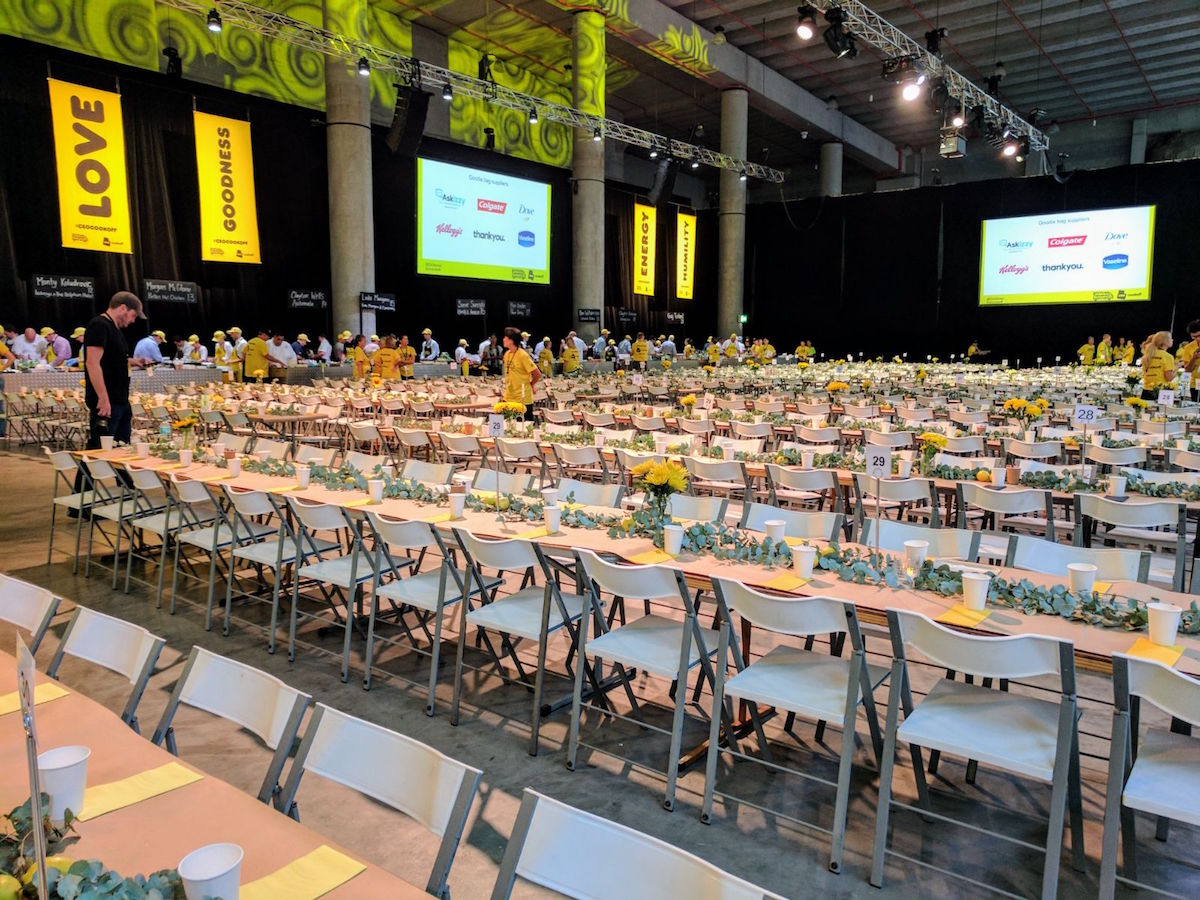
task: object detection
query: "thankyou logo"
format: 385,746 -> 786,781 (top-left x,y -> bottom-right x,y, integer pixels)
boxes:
517,230 -> 535,247
1043,263 -> 1084,272
477,198 -> 507,214
998,264 -> 1028,275
435,223 -> 463,237
1102,253 -> 1129,269
1048,235 -> 1087,248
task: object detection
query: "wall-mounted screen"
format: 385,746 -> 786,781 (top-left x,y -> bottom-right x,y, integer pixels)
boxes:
416,158 -> 551,284
979,205 -> 1155,306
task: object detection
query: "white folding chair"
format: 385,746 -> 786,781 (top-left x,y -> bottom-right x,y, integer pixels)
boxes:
554,477 -> 623,508
957,481 -> 1056,561
663,493 -> 728,522
276,703 -> 480,899
1073,495 -> 1187,591
1006,534 -> 1150,582
401,458 -> 455,487
151,645 -> 311,804
492,789 -> 785,900
683,457 -> 751,501
470,467 -> 534,496
858,518 -> 980,562
764,465 -> 841,511
740,501 -> 843,541
0,574 -> 60,653
703,579 -> 887,872
495,437 -> 547,486
852,474 -> 939,528
871,610 -> 1083,898
44,448 -> 91,569
47,606 -> 164,732
551,443 -> 610,483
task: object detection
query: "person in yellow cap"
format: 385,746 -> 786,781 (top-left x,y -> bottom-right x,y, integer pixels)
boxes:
227,326 -> 246,380
372,335 -> 401,381
561,337 -> 581,374
631,332 -> 650,369
683,337 -> 695,359
41,326 -> 71,368
706,337 -> 721,365
502,326 -> 539,409
396,334 -> 417,379
419,328 -> 440,361
346,334 -> 371,379
592,328 -> 609,358
67,326 -> 88,367
722,333 -> 739,358
291,333 -> 310,360
519,330 -> 531,350
536,336 -> 555,376
212,330 -> 232,365
185,334 -> 207,362
365,333 -> 380,355
334,330 -> 352,363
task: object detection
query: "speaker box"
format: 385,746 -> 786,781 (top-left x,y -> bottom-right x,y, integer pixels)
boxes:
385,89 -> 431,156
646,158 -> 678,206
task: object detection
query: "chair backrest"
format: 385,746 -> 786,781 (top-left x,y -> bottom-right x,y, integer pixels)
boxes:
854,474 -> 935,504
1114,654 -> 1200,728
471,468 -> 534,495
941,435 -> 985,455
1172,448 -> 1200,472
731,421 -> 773,440
402,459 -> 454,486
859,519 -> 980,561
889,609 -> 1070,682
795,402 -> 830,417
365,512 -> 440,552
1085,445 -> 1148,467
287,496 -> 350,533
1006,439 -> 1061,461
664,493 -> 728,522
766,465 -> 840,493
865,431 -> 913,449
1006,534 -> 1149,581
542,409 -> 576,425
575,549 -> 686,602
712,436 -> 763,456
581,411 -> 616,428
49,606 -> 164,685
343,451 -> 393,476
1075,493 -> 1184,529
683,456 -> 748,484
740,502 -> 842,541
712,578 -> 851,638
959,481 -> 1049,515
294,445 -> 336,466
556,478 -> 623,508
795,425 -> 840,445
453,529 -> 540,573
251,438 -> 289,460
440,433 -> 482,454
677,417 -> 715,435
492,789 -> 785,900
895,407 -> 932,423
0,574 -> 60,653
215,433 -> 252,454
396,428 -> 433,449
551,444 -> 602,466
950,409 -> 988,426
222,485 -> 276,519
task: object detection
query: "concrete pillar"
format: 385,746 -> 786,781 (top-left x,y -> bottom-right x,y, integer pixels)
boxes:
325,2 -> 375,338
571,8 -> 606,342
717,87 -> 747,340
819,141 -> 843,197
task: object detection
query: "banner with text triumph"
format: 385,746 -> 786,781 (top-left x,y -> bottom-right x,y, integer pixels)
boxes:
193,111 -> 261,263
676,211 -> 696,300
48,79 -> 132,254
633,202 -> 657,296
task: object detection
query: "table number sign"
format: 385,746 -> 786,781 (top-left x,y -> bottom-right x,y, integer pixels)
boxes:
486,415 -> 504,438
866,447 -> 892,479
1073,405 -> 1100,425
1158,390 -> 1176,408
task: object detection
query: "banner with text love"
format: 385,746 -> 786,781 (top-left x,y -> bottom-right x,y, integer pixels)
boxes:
676,211 -> 696,300
633,202 -> 657,296
194,111 -> 261,263
48,79 -> 133,254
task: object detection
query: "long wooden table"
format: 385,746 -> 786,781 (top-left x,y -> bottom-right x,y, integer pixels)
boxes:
0,651 -> 423,897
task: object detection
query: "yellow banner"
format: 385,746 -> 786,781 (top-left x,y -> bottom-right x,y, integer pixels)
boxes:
633,202 -> 656,296
676,211 -> 696,299
194,111 -> 261,263
48,79 -> 133,254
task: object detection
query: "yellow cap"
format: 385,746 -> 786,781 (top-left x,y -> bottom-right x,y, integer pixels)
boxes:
658,334 -> 665,341
39,326 -> 53,337
543,336 -> 550,342
70,327 -> 85,339
212,330 -> 225,340
601,328 -> 610,334
228,326 -> 242,335
668,334 -> 674,341
297,333 -> 309,342
370,334 -> 379,342
422,328 -> 432,334
188,334 -> 199,342
607,339 -> 615,345
521,331 -> 530,338
337,330 -> 352,341
459,339 -> 467,346
152,330 -> 166,339
730,333 -> 737,338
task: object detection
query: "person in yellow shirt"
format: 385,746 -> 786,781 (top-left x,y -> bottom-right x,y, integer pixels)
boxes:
1095,333 -> 1112,365
502,326 -> 539,409
1077,336 -> 1095,365
1122,339 -> 1135,365
630,332 -> 650,369
705,339 -> 721,365
242,327 -> 280,380
396,334 -> 417,379
372,336 -> 401,380
536,336 -> 555,377
1140,330 -> 1176,399
683,338 -> 695,359
1176,320 -> 1200,398
561,342 -> 581,374
347,334 -> 371,380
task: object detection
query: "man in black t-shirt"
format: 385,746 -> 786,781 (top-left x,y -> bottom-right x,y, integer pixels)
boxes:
84,291 -> 149,448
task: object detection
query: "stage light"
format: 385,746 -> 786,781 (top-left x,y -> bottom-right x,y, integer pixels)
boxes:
593,127 -> 602,142
206,8 -> 222,33
951,105 -> 965,128
713,25 -> 726,46
1002,139 -> 1018,157
690,158 -> 700,170
649,147 -> 658,159
528,106 -> 538,125
442,83 -> 453,101
796,6 -> 819,41
901,78 -> 921,102
357,57 -> 370,77
822,8 -> 857,58
484,127 -> 495,150
1014,138 -> 1031,163
162,45 -> 182,79
738,168 -> 747,182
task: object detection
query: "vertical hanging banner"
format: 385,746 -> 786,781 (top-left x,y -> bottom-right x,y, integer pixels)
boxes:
193,111 -> 262,263
676,211 -> 696,300
633,202 -> 657,296
48,79 -> 133,254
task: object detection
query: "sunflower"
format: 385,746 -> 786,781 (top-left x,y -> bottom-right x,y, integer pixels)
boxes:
631,459 -> 688,495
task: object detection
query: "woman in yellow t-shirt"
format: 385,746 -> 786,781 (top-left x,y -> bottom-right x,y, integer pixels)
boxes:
536,337 -> 555,377
502,327 -> 540,408
372,336 -> 401,380
1140,331 -> 1175,399
630,332 -> 650,368
705,341 -> 721,365
561,345 -> 581,374
348,335 -> 371,380
396,335 -> 417,379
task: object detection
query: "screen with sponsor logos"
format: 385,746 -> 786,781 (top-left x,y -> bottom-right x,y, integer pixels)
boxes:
978,205 -> 1155,307
416,158 -> 551,285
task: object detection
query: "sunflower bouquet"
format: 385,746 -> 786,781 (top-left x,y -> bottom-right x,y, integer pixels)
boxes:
171,416 -> 199,450
1002,396 -> 1049,428
630,459 -> 689,524
826,381 -> 850,393
1125,396 -> 1150,409
493,400 -> 526,420
917,431 -> 948,475
679,394 -> 697,411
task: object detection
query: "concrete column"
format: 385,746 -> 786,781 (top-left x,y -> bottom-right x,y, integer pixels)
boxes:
571,8 -> 606,342
325,2 -> 375,338
819,141 -> 843,197
717,88 -> 748,340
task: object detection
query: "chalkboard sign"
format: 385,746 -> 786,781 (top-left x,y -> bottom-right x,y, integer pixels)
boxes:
665,311 -> 685,325
31,275 -> 94,301
577,308 -> 601,323
617,309 -> 637,325
360,292 -> 396,312
288,289 -> 328,309
457,299 -> 486,316
508,301 -> 532,318
144,279 -> 200,304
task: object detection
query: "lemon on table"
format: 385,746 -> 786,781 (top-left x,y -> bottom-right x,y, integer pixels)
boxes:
0,873 -> 20,900
975,469 -> 992,483
20,856 -> 75,885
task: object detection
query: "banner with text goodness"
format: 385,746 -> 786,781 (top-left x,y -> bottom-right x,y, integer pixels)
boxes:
416,158 -> 551,284
979,205 -> 1155,306
194,111 -> 261,263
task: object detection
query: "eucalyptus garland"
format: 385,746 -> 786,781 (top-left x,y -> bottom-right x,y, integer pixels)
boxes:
926,463 -> 993,482
1124,474 -> 1200,502
1019,470 -> 1099,493
1100,436 -> 1138,449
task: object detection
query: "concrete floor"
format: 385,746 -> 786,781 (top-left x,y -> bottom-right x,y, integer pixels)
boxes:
2,448 -> 1197,898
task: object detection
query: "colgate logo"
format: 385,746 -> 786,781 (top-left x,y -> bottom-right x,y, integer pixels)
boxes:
998,264 -> 1028,275
477,199 -> 507,214
1048,235 -> 1087,248
436,223 -> 463,237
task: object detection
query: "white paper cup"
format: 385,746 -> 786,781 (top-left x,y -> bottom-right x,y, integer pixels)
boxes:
1107,474 -> 1126,498
227,457 -> 242,477
1176,438 -> 1190,451
541,488 -> 558,508
295,465 -> 310,488
991,465 -> 1006,488
897,458 -> 913,478
99,435 -> 114,450
179,449 -> 193,466
1067,562 -> 1097,593
254,449 -> 272,462
37,745 -> 90,825
368,479 -> 384,503
793,544 -> 817,579
544,505 -> 561,534
594,433 -> 605,447
1148,602 -> 1182,647
178,843 -> 243,900
449,493 -> 466,519
1025,429 -> 1037,442
801,450 -> 815,469
903,539 -> 929,570
764,519 -> 786,543
136,442 -> 150,458
662,523 -> 684,555
962,572 -> 991,611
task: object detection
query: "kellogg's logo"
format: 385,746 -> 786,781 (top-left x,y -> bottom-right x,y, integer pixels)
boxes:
1102,253 -> 1129,269
477,198 -> 507,214
998,264 -> 1028,275
997,239 -> 1032,252
436,223 -> 463,237
517,231 -> 535,247
1048,235 -> 1087,248
435,189 -> 465,208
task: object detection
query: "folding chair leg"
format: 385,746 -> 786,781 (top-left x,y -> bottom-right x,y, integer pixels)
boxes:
829,654 -> 865,874
662,622 -> 694,812
450,583 -> 471,727
700,627 -> 730,826
1067,728 -> 1086,872
870,660 -> 906,888
529,597 -> 552,756
425,599 -> 447,714
1039,708 -> 1076,900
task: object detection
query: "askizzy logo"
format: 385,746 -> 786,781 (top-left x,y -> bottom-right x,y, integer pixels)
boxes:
435,189 -> 465,208
997,239 -> 1032,252
477,198 -> 507,214
435,223 -> 463,237
1102,253 -> 1129,269
517,230 -> 535,247
1043,263 -> 1084,272
1048,235 -> 1087,248
998,264 -> 1028,275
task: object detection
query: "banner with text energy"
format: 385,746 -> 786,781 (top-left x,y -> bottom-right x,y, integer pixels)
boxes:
675,211 -> 696,300
979,205 -> 1155,306
48,79 -> 132,253
633,203 -> 657,296
416,158 -> 551,284
194,111 -> 261,263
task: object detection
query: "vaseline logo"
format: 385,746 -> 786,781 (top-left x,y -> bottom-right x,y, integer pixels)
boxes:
1102,253 -> 1129,269
518,231 -> 535,247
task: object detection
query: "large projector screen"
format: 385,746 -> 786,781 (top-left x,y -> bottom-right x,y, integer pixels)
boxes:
978,205 -> 1155,307
416,158 -> 551,284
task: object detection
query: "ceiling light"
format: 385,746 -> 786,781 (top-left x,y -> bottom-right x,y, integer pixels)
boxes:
796,6 -> 819,41
738,168 -> 747,182
528,106 -> 538,125
592,127 -> 602,142
206,8 -> 222,33
901,79 -> 921,102
442,83 -> 453,101
690,158 -> 700,170
356,57 -> 369,77
951,105 -> 966,128
713,25 -> 726,46
1002,139 -> 1018,158
822,8 -> 857,59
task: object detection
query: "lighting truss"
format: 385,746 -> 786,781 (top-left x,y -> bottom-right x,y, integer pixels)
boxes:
811,1 -> 1048,151
157,0 -> 787,182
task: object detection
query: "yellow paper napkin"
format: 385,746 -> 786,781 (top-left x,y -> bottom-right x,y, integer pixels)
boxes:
936,605 -> 992,628
762,573 -> 810,592
201,474 -> 235,483
517,525 -> 552,539
783,536 -> 816,548
1093,581 -> 1112,594
628,549 -> 676,565
240,845 -> 366,900
342,497 -> 371,507
0,682 -> 70,717
268,485 -> 301,494
77,762 -> 203,821
159,463 -> 183,471
1126,636 -> 1184,667
421,512 -> 452,523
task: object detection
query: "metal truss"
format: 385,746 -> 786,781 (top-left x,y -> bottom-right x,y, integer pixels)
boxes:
813,1 -> 1049,151
158,0 -> 787,182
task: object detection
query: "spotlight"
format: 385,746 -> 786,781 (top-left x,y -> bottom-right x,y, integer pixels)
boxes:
1002,139 -> 1018,158
796,6 -> 819,41
822,8 -> 858,59
1014,138 -> 1031,163
986,61 -> 1005,96
694,123 -> 705,139
690,158 -> 700,170
649,147 -> 658,159
528,106 -> 538,125
925,27 -> 947,55
442,82 -> 453,101
162,45 -> 182,79
357,57 -> 370,77
713,25 -> 726,46
206,8 -> 222,33
738,168 -> 747,182
951,105 -> 966,128
592,126 -> 602,142
484,127 -> 495,151
901,77 -> 922,102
